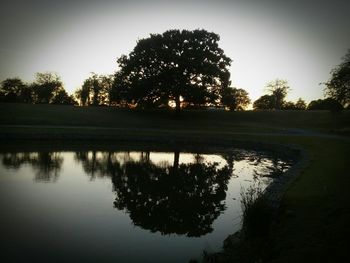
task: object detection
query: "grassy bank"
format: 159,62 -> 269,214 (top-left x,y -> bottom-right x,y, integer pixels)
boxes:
1,103 -> 349,262
1,103 -> 349,133
267,136 -> 350,262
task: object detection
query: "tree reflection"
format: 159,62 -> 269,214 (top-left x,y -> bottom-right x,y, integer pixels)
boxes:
221,150 -> 294,182
74,151 -> 232,237
0,149 -> 294,236
1,152 -> 63,182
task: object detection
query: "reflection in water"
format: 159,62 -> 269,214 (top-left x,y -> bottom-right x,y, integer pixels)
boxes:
112,156 -> 231,237
0,149 -> 295,263
0,150 -> 294,237
72,150 -> 294,237
74,151 -> 231,236
1,152 -> 63,182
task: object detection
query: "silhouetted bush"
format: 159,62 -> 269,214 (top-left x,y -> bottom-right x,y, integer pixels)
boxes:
307,98 -> 343,112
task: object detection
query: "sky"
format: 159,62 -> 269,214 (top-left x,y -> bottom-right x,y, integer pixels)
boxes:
0,0 -> 349,103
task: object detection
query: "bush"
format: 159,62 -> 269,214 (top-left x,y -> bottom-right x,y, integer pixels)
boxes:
240,184 -> 273,238
307,98 -> 343,112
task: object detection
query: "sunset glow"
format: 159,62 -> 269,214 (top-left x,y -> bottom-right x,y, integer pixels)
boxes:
1,0 -> 349,103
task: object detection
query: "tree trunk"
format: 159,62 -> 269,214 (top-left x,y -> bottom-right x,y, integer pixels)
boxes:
175,95 -> 181,112
173,151 -> 180,170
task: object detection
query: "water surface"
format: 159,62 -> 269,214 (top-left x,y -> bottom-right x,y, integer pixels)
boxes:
0,149 -> 293,262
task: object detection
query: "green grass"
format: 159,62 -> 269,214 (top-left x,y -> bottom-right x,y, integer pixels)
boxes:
1,103 -> 349,133
0,103 -> 349,262
264,136 -> 350,262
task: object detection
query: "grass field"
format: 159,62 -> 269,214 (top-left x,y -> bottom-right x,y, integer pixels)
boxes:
1,103 -> 349,262
1,103 -> 349,131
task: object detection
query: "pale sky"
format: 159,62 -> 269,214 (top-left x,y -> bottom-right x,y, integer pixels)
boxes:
0,0 -> 349,103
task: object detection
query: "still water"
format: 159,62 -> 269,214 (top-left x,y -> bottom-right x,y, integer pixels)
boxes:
0,149 -> 293,262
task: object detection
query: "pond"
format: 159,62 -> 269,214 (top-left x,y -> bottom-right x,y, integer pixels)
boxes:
0,148 -> 295,263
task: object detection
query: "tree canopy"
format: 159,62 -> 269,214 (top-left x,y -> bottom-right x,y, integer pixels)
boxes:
0,73 -> 76,105
253,94 -> 275,110
0,78 -> 32,103
221,87 -> 250,110
112,29 -> 232,110
31,72 -> 63,104
253,79 -> 292,110
265,79 -> 291,110
76,73 -> 114,106
325,50 -> 350,107
307,98 -> 343,112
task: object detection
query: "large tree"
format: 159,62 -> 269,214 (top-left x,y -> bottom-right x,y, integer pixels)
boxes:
325,50 -> 350,107
112,29 -> 232,110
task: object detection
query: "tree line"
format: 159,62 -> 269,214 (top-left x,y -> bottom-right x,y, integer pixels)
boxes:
0,72 -> 76,105
1,29 -> 349,111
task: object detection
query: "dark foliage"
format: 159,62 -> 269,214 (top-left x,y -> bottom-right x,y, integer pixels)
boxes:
31,72 -> 63,104
1,73 -> 76,105
253,94 -> 275,110
325,50 -> 350,107
266,79 -> 291,110
221,87 -> 250,110
76,73 -> 114,106
0,78 -> 32,103
307,98 -> 343,112
112,29 -> 232,110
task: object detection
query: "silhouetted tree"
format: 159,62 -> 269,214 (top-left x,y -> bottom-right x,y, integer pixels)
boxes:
281,101 -> 296,110
253,95 -> 275,110
265,79 -> 291,110
294,98 -> 307,110
112,29 -> 231,110
31,72 -> 64,104
221,87 -> 251,110
51,88 -> 77,105
74,87 -> 89,106
0,78 -> 32,103
325,50 -> 350,107
76,73 -> 113,106
110,71 -> 126,106
307,98 -> 343,112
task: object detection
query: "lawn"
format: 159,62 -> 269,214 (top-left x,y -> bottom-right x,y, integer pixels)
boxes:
0,103 -> 349,262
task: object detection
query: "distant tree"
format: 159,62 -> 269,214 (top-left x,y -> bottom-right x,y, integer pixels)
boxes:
31,72 -> 63,104
112,29 -> 231,110
221,87 -> 250,110
100,74 -> 114,105
325,50 -> 350,107
265,79 -> 291,110
253,95 -> 275,110
51,88 -> 77,105
77,73 -> 113,106
294,98 -> 307,110
75,87 -> 89,106
0,78 -> 32,103
307,98 -> 343,112
282,101 -> 296,110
